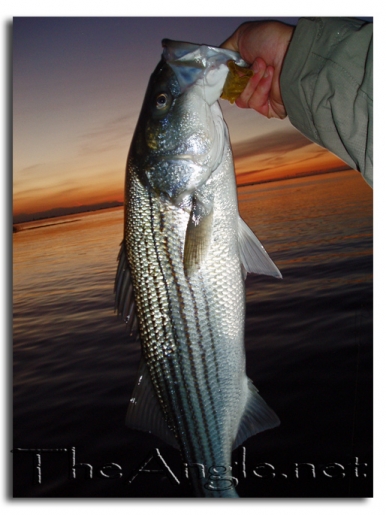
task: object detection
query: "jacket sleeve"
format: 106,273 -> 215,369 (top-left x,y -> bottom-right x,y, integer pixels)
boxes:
280,17 -> 373,188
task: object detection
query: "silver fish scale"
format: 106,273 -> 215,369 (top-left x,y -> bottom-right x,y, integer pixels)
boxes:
124,145 -> 246,496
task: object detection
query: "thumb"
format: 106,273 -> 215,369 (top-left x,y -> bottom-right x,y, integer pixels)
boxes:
220,32 -> 239,53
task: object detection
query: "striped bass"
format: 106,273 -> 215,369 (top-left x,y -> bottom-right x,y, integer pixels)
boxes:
115,40 -> 281,498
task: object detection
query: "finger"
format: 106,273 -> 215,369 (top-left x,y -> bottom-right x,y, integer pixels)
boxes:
247,66 -> 274,117
235,58 -> 267,109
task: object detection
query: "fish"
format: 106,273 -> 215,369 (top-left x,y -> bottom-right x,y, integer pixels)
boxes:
115,39 -> 281,498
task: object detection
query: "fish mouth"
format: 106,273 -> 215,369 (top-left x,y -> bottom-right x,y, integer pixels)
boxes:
162,39 -> 248,96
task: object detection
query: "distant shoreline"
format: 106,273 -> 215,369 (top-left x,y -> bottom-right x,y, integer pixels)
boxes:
13,202 -> 123,227
13,219 -> 81,233
14,168 -> 353,228
236,166 -> 352,188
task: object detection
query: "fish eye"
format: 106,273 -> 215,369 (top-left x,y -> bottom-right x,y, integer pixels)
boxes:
155,92 -> 169,109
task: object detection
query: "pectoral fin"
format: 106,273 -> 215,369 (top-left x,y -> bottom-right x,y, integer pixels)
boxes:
238,217 -> 282,279
183,197 -> 213,276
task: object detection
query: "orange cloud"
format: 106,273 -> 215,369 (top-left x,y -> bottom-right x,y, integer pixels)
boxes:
232,128 -> 351,184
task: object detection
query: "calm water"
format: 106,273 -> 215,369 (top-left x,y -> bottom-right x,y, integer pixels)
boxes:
13,171 -> 373,498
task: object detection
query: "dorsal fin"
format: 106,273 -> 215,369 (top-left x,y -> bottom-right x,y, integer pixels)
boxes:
114,242 -> 138,334
237,217 -> 282,279
232,380 -> 280,450
126,357 -> 179,449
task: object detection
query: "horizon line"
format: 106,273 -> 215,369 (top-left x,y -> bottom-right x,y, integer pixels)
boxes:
14,168 -> 354,225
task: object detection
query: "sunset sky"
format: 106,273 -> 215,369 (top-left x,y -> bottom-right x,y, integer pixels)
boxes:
13,16 -> 370,220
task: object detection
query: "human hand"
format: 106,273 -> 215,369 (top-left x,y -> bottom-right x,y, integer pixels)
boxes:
221,21 -> 294,119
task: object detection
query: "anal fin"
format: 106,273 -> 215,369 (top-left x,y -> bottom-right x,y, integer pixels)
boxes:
233,380 -> 280,450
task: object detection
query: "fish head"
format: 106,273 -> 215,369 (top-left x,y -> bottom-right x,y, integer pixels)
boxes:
130,40 -> 246,204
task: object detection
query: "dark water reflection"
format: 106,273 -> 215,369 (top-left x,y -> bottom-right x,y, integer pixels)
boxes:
13,171 -> 372,497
